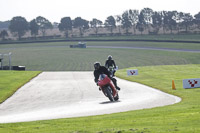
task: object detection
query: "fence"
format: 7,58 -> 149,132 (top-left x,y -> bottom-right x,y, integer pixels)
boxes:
0,52 -> 12,70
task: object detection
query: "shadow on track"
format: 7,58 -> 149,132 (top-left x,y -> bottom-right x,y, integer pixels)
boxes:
99,100 -> 121,104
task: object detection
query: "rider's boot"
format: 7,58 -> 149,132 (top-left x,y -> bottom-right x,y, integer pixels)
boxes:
116,86 -> 120,90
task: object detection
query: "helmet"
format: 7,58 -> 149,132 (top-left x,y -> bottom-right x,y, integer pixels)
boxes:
94,62 -> 101,70
108,55 -> 112,60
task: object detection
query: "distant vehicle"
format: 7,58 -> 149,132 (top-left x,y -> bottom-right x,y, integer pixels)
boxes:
70,42 -> 86,48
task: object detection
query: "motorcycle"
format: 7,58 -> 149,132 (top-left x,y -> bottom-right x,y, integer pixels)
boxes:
97,74 -> 119,101
108,66 -> 118,78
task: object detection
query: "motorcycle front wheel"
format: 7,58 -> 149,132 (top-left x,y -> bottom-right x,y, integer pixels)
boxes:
105,86 -> 114,101
114,94 -> 119,101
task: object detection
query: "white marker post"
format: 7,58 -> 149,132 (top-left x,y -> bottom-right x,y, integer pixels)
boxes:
127,69 -> 138,76
183,78 -> 200,89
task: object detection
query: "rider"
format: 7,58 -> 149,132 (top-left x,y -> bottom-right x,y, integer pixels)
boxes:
93,62 -> 120,90
105,55 -> 116,76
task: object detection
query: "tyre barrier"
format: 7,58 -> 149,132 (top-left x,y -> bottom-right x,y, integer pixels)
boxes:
12,66 -> 26,71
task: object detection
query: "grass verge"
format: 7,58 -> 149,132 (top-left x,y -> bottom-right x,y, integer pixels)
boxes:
0,71 -> 41,104
0,65 -> 200,132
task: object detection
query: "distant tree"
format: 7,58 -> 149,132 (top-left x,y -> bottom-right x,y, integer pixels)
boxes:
136,11 -> 146,35
9,16 -> 29,40
36,16 -> 53,37
90,18 -> 102,36
172,11 -> 184,34
29,19 -> 39,38
128,9 -> 139,35
73,17 -> 89,37
152,11 -> 162,34
58,17 -> 72,38
121,11 -> 132,34
141,8 -> 154,33
0,30 -> 8,40
180,13 -> 193,33
136,23 -> 144,35
115,15 -> 122,34
163,11 -> 177,34
194,12 -> 200,30
161,11 -> 167,34
104,16 -> 116,35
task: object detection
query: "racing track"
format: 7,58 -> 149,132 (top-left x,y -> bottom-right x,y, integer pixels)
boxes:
0,72 -> 181,123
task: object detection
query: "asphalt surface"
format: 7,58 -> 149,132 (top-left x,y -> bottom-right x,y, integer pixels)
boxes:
2,44 -> 200,53
0,72 -> 181,123
88,46 -> 200,53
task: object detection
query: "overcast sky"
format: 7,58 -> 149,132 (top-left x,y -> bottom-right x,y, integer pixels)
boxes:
1,0 -> 200,22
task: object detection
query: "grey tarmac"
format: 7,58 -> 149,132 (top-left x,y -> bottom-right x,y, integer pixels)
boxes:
0,72 -> 181,123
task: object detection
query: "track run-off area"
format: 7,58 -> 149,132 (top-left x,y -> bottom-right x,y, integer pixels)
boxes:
0,72 -> 181,123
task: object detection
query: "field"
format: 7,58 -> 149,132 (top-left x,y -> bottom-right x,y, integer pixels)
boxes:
77,34 -> 200,41
0,39 -> 200,132
1,41 -> 200,71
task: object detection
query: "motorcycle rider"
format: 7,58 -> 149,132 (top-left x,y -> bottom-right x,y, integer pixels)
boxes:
94,62 -> 120,90
105,55 -> 116,76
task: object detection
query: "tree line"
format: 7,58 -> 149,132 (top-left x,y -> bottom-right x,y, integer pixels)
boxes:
0,8 -> 200,40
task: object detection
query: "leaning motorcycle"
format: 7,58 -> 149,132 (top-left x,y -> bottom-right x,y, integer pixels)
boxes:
108,66 -> 118,78
97,74 -> 119,101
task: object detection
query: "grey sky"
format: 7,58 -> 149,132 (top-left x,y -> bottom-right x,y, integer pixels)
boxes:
1,0 -> 200,22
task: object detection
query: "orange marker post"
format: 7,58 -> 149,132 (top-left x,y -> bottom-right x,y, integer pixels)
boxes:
172,80 -> 176,90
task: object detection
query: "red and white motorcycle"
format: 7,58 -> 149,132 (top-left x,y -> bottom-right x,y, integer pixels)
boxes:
97,74 -> 119,101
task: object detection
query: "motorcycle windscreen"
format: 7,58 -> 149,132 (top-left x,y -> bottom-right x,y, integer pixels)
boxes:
98,74 -> 111,86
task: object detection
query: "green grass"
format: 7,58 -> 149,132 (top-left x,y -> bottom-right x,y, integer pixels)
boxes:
79,34 -> 200,42
1,41 -> 200,50
1,41 -> 200,71
88,41 -> 200,50
0,71 -> 41,104
0,40 -> 200,132
0,65 -> 200,133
